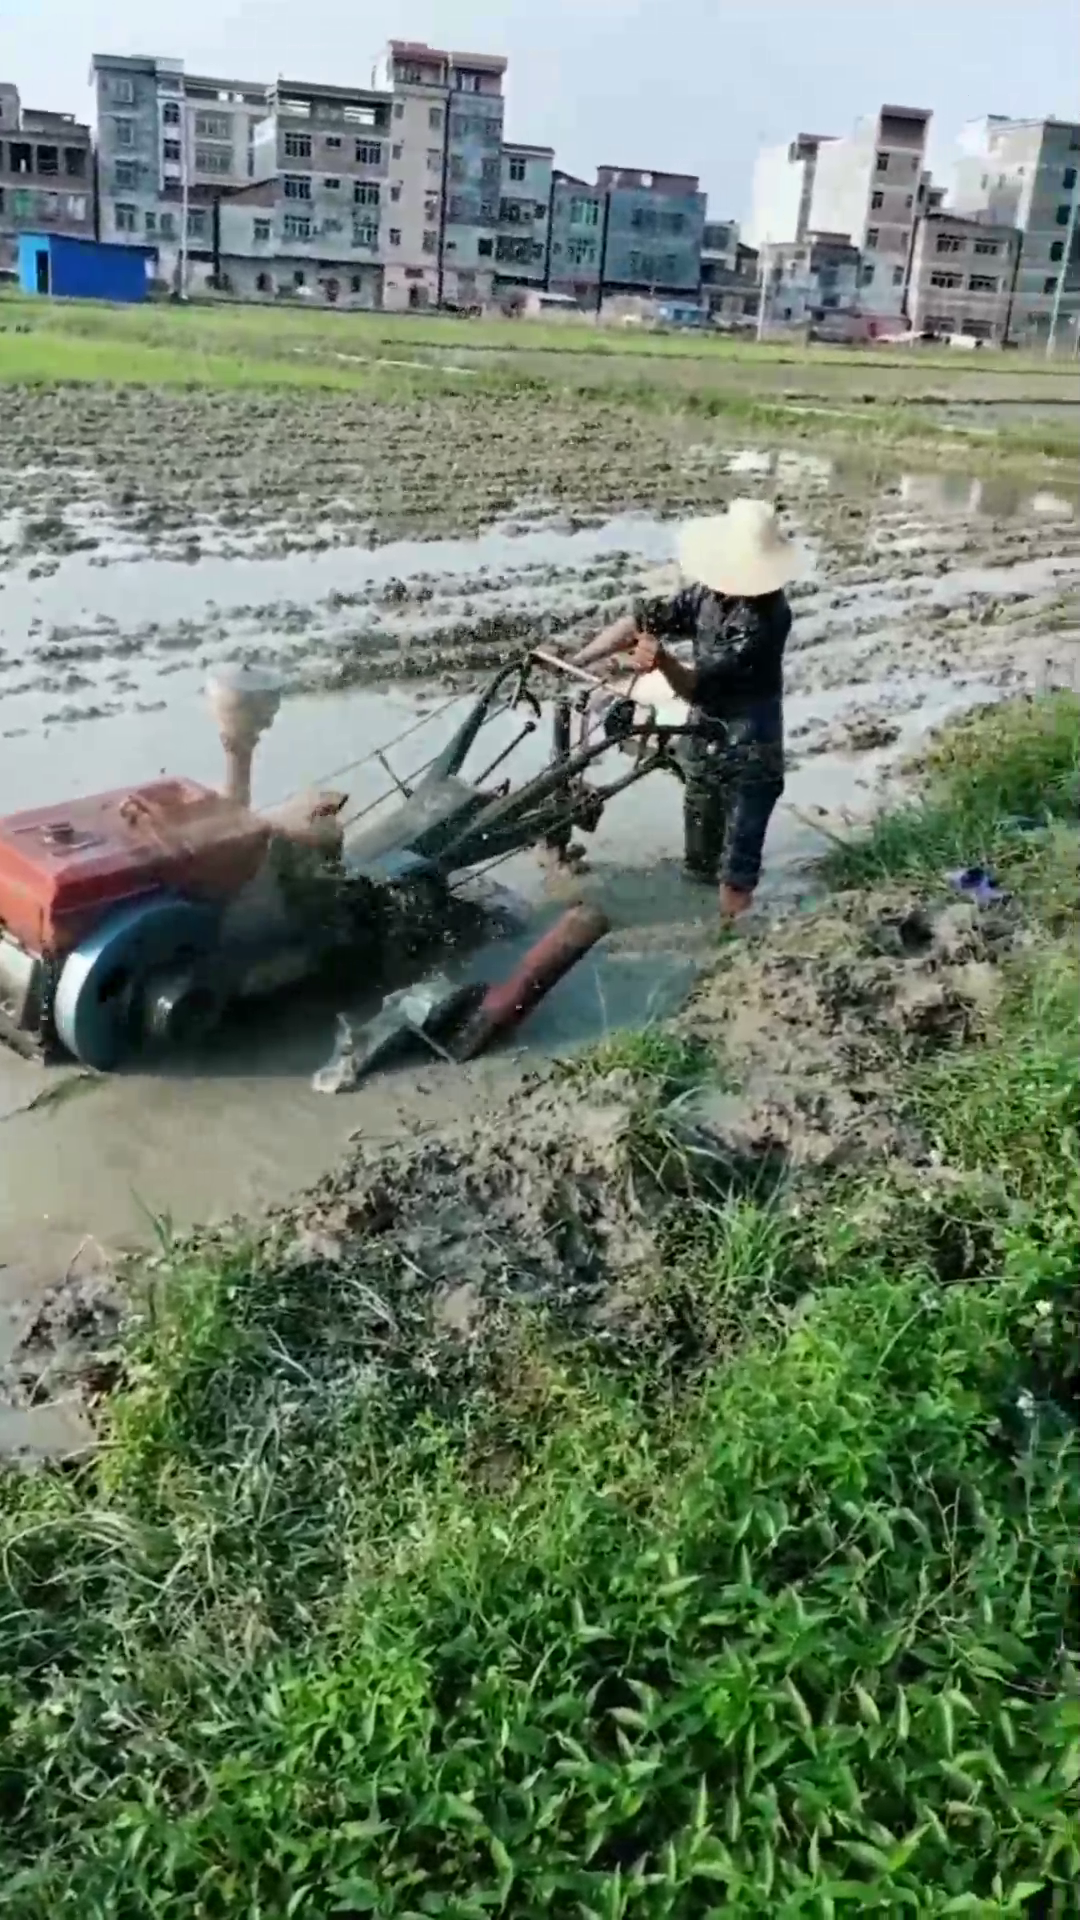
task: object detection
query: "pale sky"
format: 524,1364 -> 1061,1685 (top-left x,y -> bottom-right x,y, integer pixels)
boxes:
9,0 -> 1080,218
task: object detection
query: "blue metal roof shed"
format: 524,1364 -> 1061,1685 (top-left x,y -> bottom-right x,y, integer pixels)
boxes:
17,233 -> 152,304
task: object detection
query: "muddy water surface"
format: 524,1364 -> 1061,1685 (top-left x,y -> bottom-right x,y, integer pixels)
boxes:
1,439 -> 1079,1451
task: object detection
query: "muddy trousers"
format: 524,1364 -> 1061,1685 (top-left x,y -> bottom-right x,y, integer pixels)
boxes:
682,730 -> 785,894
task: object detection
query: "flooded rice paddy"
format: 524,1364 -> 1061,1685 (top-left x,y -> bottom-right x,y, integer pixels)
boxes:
1,390 -> 1078,1436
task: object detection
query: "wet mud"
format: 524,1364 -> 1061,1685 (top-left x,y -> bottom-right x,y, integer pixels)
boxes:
1,386 -> 1079,1455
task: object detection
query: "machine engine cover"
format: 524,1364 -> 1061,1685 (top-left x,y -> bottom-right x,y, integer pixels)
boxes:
0,779 -> 270,959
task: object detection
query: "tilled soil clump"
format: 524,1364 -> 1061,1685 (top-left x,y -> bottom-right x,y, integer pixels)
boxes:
4,887 -> 1024,1425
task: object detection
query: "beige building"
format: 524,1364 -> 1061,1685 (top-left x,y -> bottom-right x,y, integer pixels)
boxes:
0,82 -> 93,272
908,209 -> 1020,341
373,40 -> 506,310
808,105 -> 931,320
949,115 -> 1080,344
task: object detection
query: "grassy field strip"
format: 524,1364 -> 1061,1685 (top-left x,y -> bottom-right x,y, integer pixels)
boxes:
1,695 -> 1076,1916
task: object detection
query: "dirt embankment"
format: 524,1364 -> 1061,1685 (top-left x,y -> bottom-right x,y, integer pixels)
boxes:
3,884 -> 1023,1426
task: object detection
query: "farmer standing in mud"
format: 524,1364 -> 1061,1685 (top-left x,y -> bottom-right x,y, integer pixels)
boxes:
570,498 -> 803,918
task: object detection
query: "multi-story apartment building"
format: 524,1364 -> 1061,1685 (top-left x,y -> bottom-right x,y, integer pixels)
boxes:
219,77 -> 390,305
700,225 -> 761,325
91,53 -> 268,285
907,208 -> 1020,341
949,115 -> 1080,343
372,40 -> 506,310
0,83 -> 92,272
807,105 -> 931,320
744,133 -> 830,250
495,141 -> 552,288
762,231 -> 861,327
548,166 -> 705,303
547,172 -> 605,302
599,167 -> 706,295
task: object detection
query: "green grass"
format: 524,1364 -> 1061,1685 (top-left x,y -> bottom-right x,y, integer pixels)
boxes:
0,697 -> 1077,1917
2,293 -> 1077,463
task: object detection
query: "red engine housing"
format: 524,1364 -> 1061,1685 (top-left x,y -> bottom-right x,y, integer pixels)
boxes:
0,778 -> 271,959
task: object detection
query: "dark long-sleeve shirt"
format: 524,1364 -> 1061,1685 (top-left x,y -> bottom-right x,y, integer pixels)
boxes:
632,585 -> 792,719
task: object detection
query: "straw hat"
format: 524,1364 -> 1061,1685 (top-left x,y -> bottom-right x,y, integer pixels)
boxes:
675,498 -> 805,598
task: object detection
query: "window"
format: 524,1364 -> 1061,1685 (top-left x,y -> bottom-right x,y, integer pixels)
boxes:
1043,275 -> 1058,293
427,148 -> 441,172
323,217 -> 344,235
187,208 -> 209,238
195,113 -> 230,140
353,181 -> 380,206
284,175 -> 312,200
195,146 -> 233,175
353,222 -> 379,247
865,226 -> 879,248
429,106 -> 443,129
508,155 -> 526,183
390,183 -> 401,202
64,147 -> 87,177
968,274 -> 998,292
393,101 -> 404,118
293,269 -> 306,287
892,264 -> 904,286
875,150 -> 889,172
284,131 -> 312,160
456,71 -> 481,92
972,239 -> 999,256
904,194 -> 913,210
860,263 -> 875,286
114,119 -> 135,147
1064,167 -> 1077,189
569,195 -> 599,226
936,233 -> 963,253
325,135 -> 342,150
253,218 -> 271,242
1050,239 -> 1065,262
324,177 -> 341,191
424,195 -> 439,221
388,227 -> 401,246
392,142 -> 403,159
256,270 -> 272,292
422,229 -> 438,253
114,160 -> 137,190
67,194 -> 87,221
111,76 -> 135,105
283,212 -> 311,238
478,236 -> 493,256
929,270 -> 961,288
355,140 -> 382,165
566,235 -> 597,266
163,140 -> 181,163
36,145 -> 59,176
871,190 -> 884,210
114,202 -> 137,231
1056,204 -> 1071,225
159,209 -> 175,237
350,274 -> 362,292
144,209 -> 156,233
162,100 -> 180,126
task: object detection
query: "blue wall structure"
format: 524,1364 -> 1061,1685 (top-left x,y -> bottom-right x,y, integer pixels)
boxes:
17,233 -> 151,303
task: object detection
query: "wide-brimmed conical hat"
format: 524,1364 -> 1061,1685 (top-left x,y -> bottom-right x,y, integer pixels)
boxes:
675,498 -> 806,598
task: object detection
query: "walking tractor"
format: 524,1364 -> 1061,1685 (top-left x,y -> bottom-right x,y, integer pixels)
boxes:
0,650 -> 717,1073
